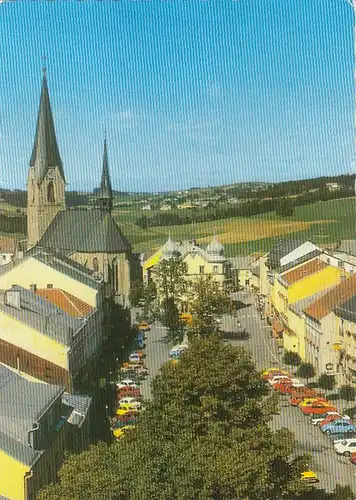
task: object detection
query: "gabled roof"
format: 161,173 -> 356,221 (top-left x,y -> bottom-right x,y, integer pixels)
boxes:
304,274 -> 356,320
281,259 -> 327,285
334,294 -> 356,323
29,68 -> 65,184
0,363 -> 64,466
37,209 -> 131,253
0,285 -> 84,345
35,288 -> 93,317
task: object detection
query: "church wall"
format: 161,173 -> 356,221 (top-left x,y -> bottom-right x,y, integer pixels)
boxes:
27,166 -> 66,248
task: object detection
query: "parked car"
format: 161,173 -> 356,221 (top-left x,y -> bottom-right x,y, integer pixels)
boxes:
310,412 -> 343,426
350,452 -> 356,464
318,414 -> 350,428
277,382 -> 306,395
333,437 -> 356,456
262,368 -> 289,380
116,408 -> 139,418
300,402 -> 337,417
268,375 -> 291,386
116,379 -> 139,390
273,378 -> 303,392
321,419 -> 356,436
289,394 -> 327,406
290,387 -> 324,398
138,321 -> 150,332
118,397 -> 142,410
113,425 -> 136,439
169,344 -> 188,360
300,470 -> 318,483
117,387 -> 141,399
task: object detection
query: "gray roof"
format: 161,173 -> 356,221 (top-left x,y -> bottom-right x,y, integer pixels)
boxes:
229,256 -> 256,270
335,295 -> 356,323
1,250 -> 102,291
0,363 -> 64,466
37,208 -> 131,253
267,239 -> 305,269
337,240 -> 356,257
29,69 -> 65,184
277,249 -> 321,274
289,287 -> 335,316
62,392 -> 91,428
0,285 -> 84,346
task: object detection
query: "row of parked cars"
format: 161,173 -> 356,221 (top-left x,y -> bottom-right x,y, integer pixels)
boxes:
110,322 -> 151,439
264,368 -> 356,472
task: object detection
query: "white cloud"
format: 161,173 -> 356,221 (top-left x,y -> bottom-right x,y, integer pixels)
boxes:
206,82 -> 221,97
118,110 -> 134,122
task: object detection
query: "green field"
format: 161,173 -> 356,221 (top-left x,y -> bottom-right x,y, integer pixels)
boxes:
114,197 -> 356,257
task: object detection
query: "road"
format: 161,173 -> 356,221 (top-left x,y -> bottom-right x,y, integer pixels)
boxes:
140,321 -> 172,400
226,290 -> 356,493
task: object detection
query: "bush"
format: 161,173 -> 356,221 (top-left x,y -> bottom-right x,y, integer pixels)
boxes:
339,385 -> 356,402
296,362 -> 315,383
317,373 -> 336,391
283,350 -> 301,367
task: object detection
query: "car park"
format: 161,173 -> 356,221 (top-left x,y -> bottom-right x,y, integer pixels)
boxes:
320,419 -> 356,436
333,438 -> 356,456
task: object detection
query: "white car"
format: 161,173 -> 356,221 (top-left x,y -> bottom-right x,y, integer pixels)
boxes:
288,378 -> 304,388
268,375 -> 291,386
310,412 -> 343,426
116,379 -> 139,390
334,437 -> 356,456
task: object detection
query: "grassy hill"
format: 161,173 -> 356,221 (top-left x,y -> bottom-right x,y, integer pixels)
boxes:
114,197 -> 356,257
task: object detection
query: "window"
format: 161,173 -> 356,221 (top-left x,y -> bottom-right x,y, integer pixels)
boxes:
213,265 -> 218,274
326,257 -> 330,264
47,284 -> 53,289
112,257 -> 118,292
199,266 -> 205,274
47,181 -> 55,202
338,260 -> 344,269
93,257 -> 99,272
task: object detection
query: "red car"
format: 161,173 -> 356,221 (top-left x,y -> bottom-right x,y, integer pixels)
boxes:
350,453 -> 356,465
289,395 -> 328,406
117,388 -> 141,399
300,403 -> 337,417
318,414 -> 344,427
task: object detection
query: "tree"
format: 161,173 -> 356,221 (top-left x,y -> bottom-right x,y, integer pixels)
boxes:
188,275 -> 233,338
283,351 -> 302,367
128,279 -> 144,307
161,296 -> 185,342
296,363 -> 315,384
153,254 -> 188,302
339,385 -> 356,402
275,197 -> 295,217
317,373 -> 336,391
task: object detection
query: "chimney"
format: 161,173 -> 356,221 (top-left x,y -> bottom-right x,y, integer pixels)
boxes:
30,284 -> 37,293
5,288 -> 21,309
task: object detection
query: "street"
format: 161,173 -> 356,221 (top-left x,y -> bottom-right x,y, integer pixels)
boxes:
224,289 -> 356,492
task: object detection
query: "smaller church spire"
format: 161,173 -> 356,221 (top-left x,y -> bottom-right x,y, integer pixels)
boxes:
98,138 -> 113,212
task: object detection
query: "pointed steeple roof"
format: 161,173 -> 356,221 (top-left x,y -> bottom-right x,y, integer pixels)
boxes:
98,138 -> 113,212
100,138 -> 113,200
30,67 -> 65,184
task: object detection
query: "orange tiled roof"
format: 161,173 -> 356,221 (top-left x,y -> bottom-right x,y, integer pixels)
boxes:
303,274 -> 356,320
35,288 -> 93,317
281,259 -> 328,285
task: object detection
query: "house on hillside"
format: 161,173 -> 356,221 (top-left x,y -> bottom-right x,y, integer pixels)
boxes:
326,182 -> 341,191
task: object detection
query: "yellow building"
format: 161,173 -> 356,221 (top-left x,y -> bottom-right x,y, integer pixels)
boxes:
0,253 -> 107,392
270,258 -> 348,351
143,235 -> 231,310
0,364 -> 66,500
335,293 -> 356,384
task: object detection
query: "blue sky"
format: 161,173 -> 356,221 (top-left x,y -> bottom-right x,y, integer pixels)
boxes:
0,0 -> 354,192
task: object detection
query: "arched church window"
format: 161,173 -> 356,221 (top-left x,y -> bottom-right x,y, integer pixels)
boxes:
112,257 -> 118,292
93,257 -> 99,272
47,182 -> 55,203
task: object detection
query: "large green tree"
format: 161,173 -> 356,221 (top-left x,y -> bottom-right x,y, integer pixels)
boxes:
153,254 -> 188,302
188,275 -> 232,338
38,337 -> 355,500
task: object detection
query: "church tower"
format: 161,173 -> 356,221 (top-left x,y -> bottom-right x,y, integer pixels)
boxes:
27,67 -> 66,248
97,138 -> 113,213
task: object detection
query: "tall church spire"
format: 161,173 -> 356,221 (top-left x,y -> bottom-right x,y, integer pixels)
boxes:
29,67 -> 65,184
98,137 -> 113,212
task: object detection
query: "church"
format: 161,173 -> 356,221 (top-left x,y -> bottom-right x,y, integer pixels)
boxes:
23,68 -> 135,307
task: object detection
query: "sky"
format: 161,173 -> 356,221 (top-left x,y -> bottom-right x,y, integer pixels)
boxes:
0,0 -> 354,192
